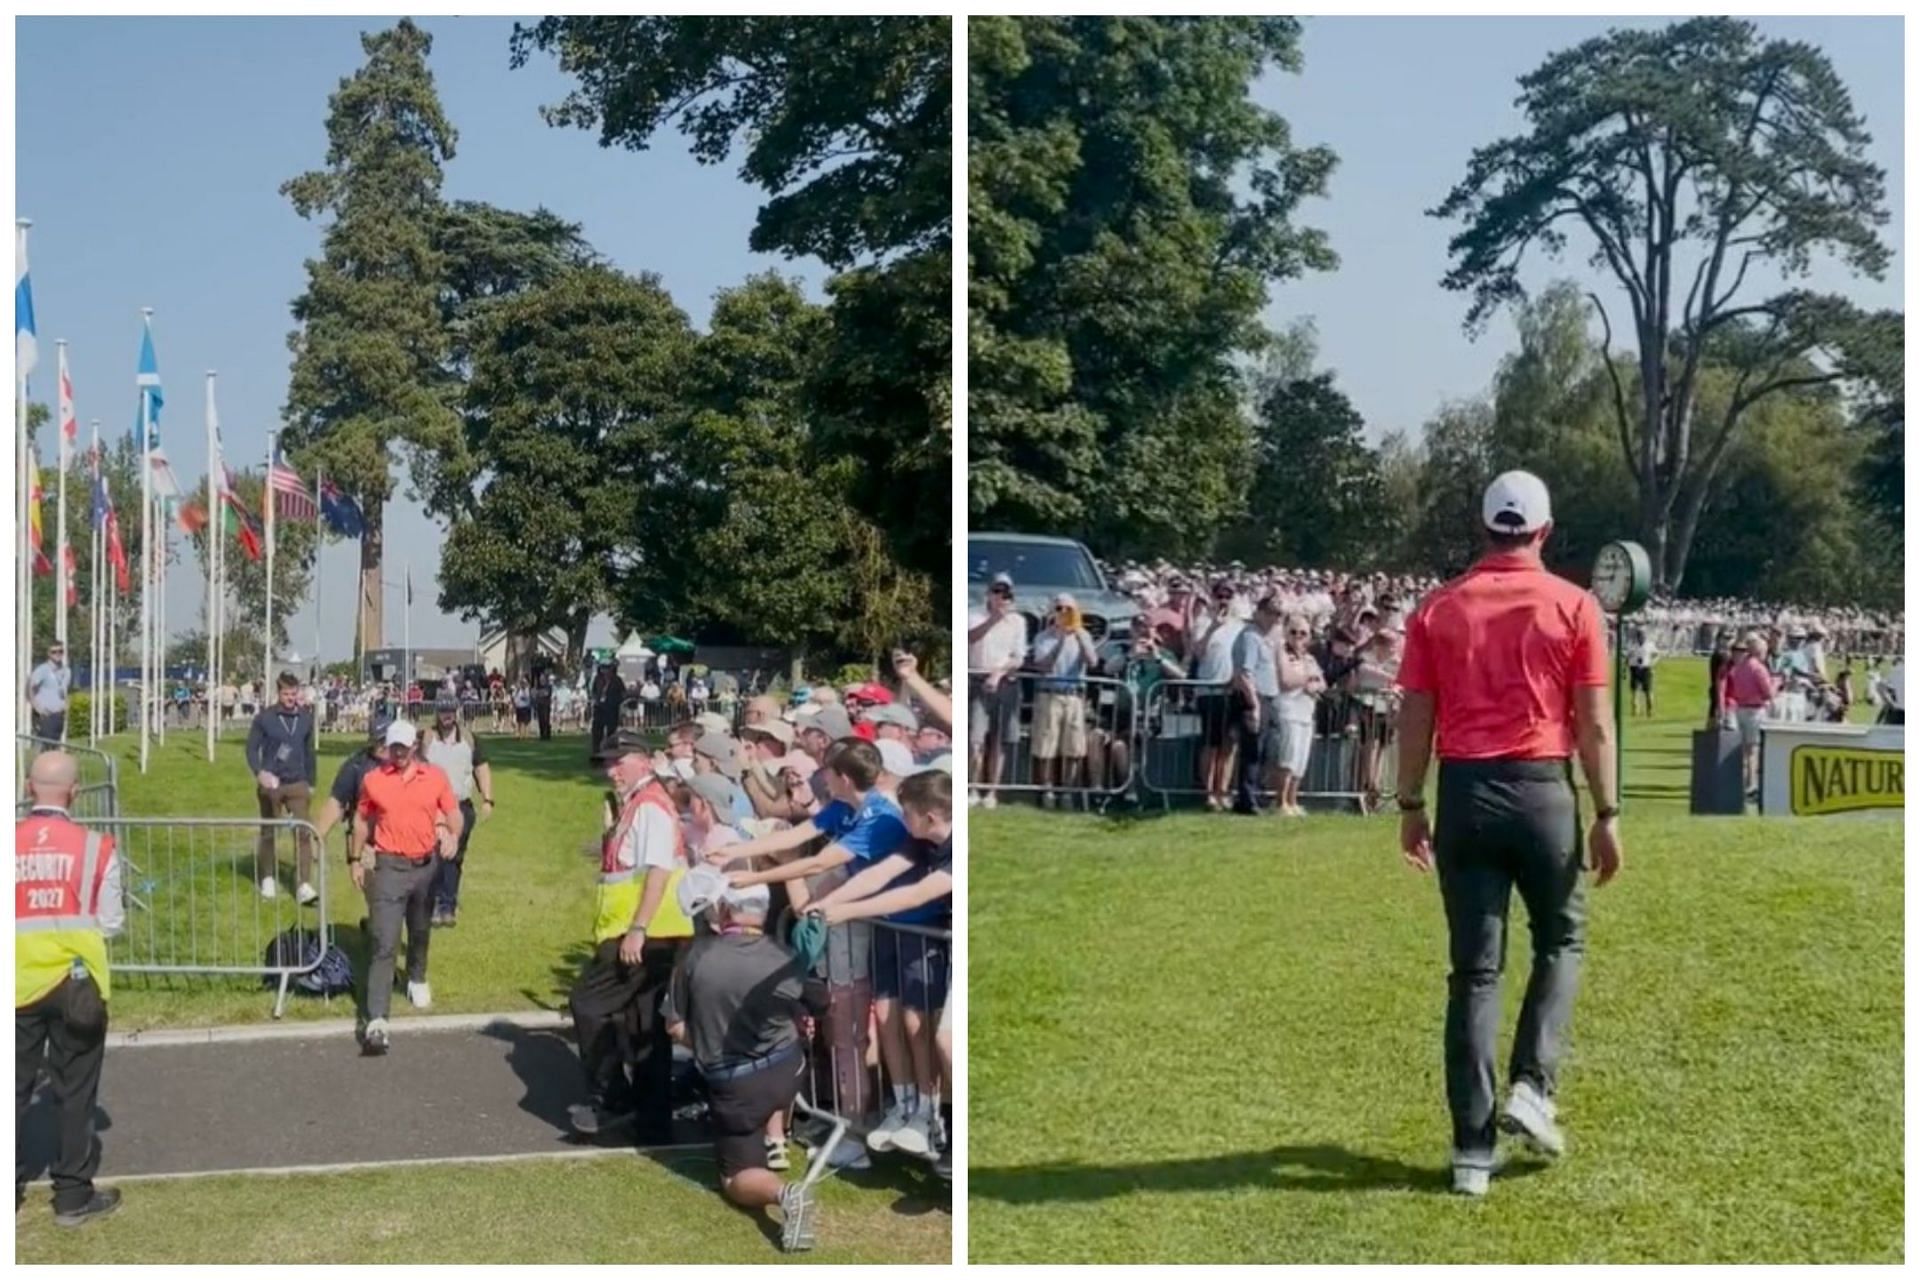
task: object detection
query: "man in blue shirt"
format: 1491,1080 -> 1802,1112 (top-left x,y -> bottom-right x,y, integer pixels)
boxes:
810,769 -> 954,1175
25,642 -> 71,743
705,739 -> 925,1151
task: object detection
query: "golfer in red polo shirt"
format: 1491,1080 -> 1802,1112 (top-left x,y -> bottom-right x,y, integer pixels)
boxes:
1394,470 -> 1624,1198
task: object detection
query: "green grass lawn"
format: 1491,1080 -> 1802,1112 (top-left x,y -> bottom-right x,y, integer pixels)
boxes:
968,657 -> 1903,1263
88,727 -> 617,1030
16,1150 -> 952,1265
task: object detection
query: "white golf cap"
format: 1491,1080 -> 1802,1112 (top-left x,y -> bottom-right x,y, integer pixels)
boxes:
1482,470 -> 1552,534
384,719 -> 418,748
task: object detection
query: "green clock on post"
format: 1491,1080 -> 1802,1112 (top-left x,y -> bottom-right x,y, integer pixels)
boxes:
1592,540 -> 1652,802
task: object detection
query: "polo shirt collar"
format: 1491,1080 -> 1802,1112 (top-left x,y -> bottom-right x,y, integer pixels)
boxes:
1472,548 -> 1545,574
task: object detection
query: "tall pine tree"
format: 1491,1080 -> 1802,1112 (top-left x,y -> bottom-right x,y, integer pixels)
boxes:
281,18 -> 459,655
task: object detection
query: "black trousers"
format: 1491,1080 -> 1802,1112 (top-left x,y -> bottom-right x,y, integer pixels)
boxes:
366,855 -> 436,1020
31,711 -> 65,743
1433,759 -> 1585,1158
16,975 -> 108,1212
431,801 -> 477,912
589,710 -> 616,760
536,697 -> 552,740
569,937 -> 684,1136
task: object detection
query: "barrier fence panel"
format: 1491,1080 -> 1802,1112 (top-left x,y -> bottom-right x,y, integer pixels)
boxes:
789,909 -> 952,1187
16,735 -> 120,823
76,817 -> 330,1019
968,671 -> 1139,808
1134,679 -> 1399,813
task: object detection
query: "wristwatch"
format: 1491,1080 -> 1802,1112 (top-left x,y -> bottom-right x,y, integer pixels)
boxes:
1396,795 -> 1426,812
1594,805 -> 1621,822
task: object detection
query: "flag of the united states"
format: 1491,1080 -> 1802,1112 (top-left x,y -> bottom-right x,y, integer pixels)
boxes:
269,454 -> 317,522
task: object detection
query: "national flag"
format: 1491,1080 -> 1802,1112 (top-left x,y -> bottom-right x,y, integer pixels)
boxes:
105,508 -> 129,592
319,476 -> 364,538
223,483 -> 264,563
15,222 -> 36,380
176,498 -> 209,537
62,545 -> 76,606
268,448 -> 316,521
136,315 -> 179,496
58,345 -> 76,443
28,460 -> 49,574
406,566 -> 413,608
91,469 -> 110,530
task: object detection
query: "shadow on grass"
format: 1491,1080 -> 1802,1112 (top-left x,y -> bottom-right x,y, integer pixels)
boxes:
17,1091 -> 112,1187
969,1144 -> 1549,1203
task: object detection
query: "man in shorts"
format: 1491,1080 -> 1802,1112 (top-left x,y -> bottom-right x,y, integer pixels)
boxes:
664,868 -> 824,1253
1189,580 -> 1247,810
1726,634 -> 1778,800
1027,593 -> 1098,810
966,572 -> 1028,808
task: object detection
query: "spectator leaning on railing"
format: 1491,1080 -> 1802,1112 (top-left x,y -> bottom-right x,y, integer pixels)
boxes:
1190,580 -> 1248,811
1273,614 -> 1327,818
1229,594 -> 1284,816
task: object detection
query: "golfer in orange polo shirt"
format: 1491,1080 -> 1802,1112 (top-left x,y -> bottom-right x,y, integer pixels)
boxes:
350,719 -> 461,1055
1394,470 -> 1624,1197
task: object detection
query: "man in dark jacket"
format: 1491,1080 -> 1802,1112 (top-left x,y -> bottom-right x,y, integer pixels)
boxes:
246,672 -> 318,904
589,663 -> 627,763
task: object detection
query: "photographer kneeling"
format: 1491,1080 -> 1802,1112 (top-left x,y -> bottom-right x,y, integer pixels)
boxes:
664,867 -> 827,1253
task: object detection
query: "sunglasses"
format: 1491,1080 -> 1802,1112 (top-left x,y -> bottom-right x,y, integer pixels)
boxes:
1214,592 -> 1234,602
1286,630 -> 1309,638
989,585 -> 1011,597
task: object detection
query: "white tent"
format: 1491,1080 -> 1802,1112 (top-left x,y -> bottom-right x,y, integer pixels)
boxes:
616,631 -> 655,661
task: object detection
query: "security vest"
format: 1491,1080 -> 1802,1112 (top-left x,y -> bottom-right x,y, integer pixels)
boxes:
593,777 -> 694,944
16,812 -> 114,1007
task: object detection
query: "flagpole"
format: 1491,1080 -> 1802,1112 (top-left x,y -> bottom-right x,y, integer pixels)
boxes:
313,465 -> 324,754
137,307 -> 152,774
88,417 -> 100,744
54,340 -> 69,667
205,371 -> 217,761
157,500 -> 168,744
264,429 -> 276,691
16,221 -> 33,747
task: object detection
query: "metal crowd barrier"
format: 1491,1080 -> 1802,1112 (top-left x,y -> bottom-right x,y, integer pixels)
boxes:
620,696 -> 749,736
15,735 -> 121,822
75,817 -> 330,1019
785,906 -> 953,1186
967,671 -> 1137,807
968,670 -> 1400,813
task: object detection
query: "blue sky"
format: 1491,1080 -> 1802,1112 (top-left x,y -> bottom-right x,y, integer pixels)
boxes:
1260,15 -> 1904,439
17,15 -> 825,654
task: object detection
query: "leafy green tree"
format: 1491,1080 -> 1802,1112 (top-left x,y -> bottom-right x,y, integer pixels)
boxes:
969,17 -> 1336,556
438,265 -> 696,671
1433,17 -> 1894,590
281,17 -> 460,656
1216,372 -> 1386,569
510,17 -> 951,267
513,15 -> 953,623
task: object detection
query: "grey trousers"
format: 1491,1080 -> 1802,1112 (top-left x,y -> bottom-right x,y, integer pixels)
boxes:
365,855 -> 436,1021
1434,759 -> 1586,1159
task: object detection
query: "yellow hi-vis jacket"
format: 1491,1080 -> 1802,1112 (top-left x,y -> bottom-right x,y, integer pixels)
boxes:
593,778 -> 694,944
16,812 -> 115,1006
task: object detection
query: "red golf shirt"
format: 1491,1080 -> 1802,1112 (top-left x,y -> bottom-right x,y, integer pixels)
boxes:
1397,549 -> 1610,761
357,759 -> 457,857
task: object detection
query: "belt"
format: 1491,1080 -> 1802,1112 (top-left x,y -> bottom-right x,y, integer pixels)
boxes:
701,1041 -> 801,1083
374,850 -> 435,866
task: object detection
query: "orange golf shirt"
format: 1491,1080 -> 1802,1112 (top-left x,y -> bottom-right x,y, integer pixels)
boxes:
1397,549 -> 1610,761
357,760 -> 458,857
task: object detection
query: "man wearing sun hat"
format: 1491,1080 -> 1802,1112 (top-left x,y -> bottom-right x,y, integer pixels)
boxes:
1394,469 -> 1623,1197
741,719 -> 811,824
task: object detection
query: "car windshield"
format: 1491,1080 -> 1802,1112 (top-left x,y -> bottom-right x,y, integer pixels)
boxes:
968,539 -> 1105,592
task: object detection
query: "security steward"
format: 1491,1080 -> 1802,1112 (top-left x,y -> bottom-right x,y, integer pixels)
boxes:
567,728 -> 694,1142
422,694 -> 495,927
350,720 -> 460,1056
16,751 -> 124,1226
1394,470 -> 1623,1198
665,866 -> 826,1253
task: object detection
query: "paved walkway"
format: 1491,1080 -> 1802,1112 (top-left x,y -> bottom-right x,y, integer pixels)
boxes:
20,1019 -> 710,1182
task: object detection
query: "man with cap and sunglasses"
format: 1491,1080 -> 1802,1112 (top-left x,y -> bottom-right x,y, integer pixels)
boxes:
1394,469 -> 1623,1197
422,693 -> 495,927
966,571 -> 1028,809
664,866 -> 826,1252
351,720 -> 461,1055
566,728 -> 696,1142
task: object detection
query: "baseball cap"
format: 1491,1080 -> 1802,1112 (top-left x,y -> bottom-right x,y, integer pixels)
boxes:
384,720 -> 418,748
1482,470 -> 1553,534
686,772 -> 739,817
875,738 -> 925,778
368,716 -> 393,745
745,720 -> 796,748
863,703 -> 920,732
693,711 -> 732,735
844,682 -> 892,707
800,705 -> 855,743
435,693 -> 458,713
601,728 -> 651,760
694,732 -> 742,780
1052,591 -> 1078,609
989,571 -> 1014,590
